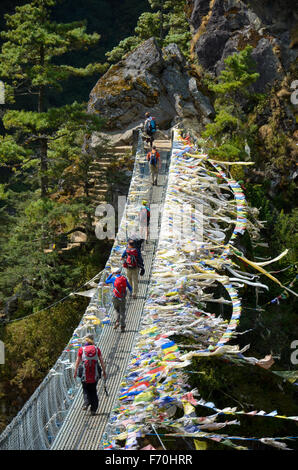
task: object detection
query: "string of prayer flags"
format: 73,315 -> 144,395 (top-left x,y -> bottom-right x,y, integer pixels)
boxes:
103,129 -> 297,451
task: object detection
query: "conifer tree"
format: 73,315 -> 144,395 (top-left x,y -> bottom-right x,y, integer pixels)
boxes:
0,0 -> 105,198
0,0 -> 106,311
106,0 -> 191,63
202,46 -> 260,170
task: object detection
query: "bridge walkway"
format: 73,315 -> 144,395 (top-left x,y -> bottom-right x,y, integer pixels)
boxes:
51,139 -> 171,450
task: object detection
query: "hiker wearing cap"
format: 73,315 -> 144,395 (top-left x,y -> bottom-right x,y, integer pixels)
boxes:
105,268 -> 132,332
147,145 -> 161,186
139,200 -> 150,243
122,240 -> 145,299
74,335 -> 107,416
144,112 -> 157,148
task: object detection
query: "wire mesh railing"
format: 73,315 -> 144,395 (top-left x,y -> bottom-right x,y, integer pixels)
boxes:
0,129 -> 153,450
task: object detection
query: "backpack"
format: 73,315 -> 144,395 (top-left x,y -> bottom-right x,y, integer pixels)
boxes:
79,345 -> 101,383
123,248 -> 138,268
149,118 -> 156,133
113,275 -> 127,298
146,117 -> 156,135
149,151 -> 157,166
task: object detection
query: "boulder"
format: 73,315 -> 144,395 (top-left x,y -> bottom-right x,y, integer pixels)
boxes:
88,37 -> 212,146
188,77 -> 215,118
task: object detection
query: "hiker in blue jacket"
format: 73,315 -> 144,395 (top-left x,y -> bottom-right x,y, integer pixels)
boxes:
103,267 -> 132,332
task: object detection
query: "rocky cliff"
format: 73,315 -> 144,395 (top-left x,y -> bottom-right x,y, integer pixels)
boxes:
188,0 -> 297,193
88,37 -> 214,146
88,1 -> 297,153
190,0 -> 297,92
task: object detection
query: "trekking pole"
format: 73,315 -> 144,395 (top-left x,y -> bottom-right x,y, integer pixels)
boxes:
104,378 -> 108,397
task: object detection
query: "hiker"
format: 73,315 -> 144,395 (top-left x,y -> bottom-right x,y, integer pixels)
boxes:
128,233 -> 144,252
104,267 -> 132,332
147,145 -> 161,186
122,240 -> 145,298
144,112 -> 157,148
74,335 -> 107,416
139,200 -> 150,243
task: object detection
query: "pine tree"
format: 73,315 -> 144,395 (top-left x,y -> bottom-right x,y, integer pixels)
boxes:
0,0 -> 106,313
106,0 -> 191,63
0,0 -> 105,198
202,46 -> 260,173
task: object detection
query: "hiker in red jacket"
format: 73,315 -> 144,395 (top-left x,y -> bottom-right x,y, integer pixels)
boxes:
104,267 -> 132,332
74,335 -> 107,416
122,240 -> 145,299
147,145 -> 161,186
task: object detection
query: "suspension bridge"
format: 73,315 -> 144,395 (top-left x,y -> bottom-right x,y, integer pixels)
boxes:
0,131 -> 172,450
1,128 -> 296,451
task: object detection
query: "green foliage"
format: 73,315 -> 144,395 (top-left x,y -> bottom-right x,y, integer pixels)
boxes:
162,9 -> 191,56
106,0 -> 191,63
135,12 -> 161,39
0,296 -> 87,429
272,209 -> 298,267
203,109 -> 239,138
0,197 -> 76,306
0,0 -> 105,199
0,1 -> 149,106
245,182 -> 275,226
105,36 -> 142,64
208,46 -> 259,100
0,135 -> 31,164
186,356 -> 298,417
0,1 -> 106,314
0,1 -> 102,92
202,47 -> 260,180
3,102 -> 103,135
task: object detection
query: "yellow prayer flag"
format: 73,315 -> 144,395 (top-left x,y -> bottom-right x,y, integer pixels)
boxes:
183,402 -> 195,415
194,439 -> 207,450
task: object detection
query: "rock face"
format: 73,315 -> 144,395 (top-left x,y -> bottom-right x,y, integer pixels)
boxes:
88,2 -> 297,146
190,0 -> 298,92
88,38 -> 214,145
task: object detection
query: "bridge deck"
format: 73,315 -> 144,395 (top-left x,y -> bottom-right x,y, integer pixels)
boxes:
51,140 -> 171,450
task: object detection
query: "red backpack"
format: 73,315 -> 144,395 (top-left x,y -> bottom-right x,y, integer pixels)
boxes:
113,275 -> 127,298
79,345 -> 101,383
123,248 -> 138,269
